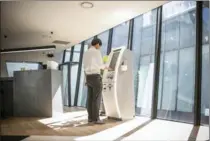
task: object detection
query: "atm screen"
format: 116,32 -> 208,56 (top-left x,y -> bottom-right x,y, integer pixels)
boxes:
109,52 -> 120,71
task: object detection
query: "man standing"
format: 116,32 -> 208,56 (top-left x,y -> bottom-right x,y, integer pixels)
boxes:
83,38 -> 107,124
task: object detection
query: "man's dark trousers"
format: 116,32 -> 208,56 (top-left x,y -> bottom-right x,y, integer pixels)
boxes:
86,74 -> 102,122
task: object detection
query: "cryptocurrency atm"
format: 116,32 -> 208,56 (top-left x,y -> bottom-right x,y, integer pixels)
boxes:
102,46 -> 135,120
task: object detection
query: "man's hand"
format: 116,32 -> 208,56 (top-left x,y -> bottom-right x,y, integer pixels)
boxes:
104,67 -> 112,71
107,67 -> 113,71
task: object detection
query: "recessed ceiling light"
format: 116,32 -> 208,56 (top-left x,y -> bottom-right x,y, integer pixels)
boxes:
81,2 -> 93,9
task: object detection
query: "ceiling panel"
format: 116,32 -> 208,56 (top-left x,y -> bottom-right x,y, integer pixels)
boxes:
1,1 -> 167,52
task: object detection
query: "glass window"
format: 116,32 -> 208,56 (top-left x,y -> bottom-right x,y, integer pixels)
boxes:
163,17 -> 180,51
112,21 -> 130,48
177,48 -> 195,113
179,10 -> 196,48
98,31 -> 109,56
201,2 -> 209,125
132,9 -> 157,117
61,64 -> 69,106
160,51 -> 178,112
6,62 -> 40,77
72,51 -> 80,62
162,1 -> 196,21
70,44 -> 81,106
157,1 -> 196,123
64,51 -> 71,62
85,37 -> 94,49
77,43 -> 89,107
132,15 -> 142,101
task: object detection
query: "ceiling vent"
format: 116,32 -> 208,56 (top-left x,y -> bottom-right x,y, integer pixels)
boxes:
52,40 -> 70,45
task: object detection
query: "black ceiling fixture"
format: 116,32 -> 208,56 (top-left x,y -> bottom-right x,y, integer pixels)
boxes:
47,53 -> 54,58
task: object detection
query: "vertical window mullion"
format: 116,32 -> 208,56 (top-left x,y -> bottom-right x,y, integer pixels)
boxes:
194,1 -> 203,126
74,42 -> 85,106
68,46 -> 74,107
62,50 -> 66,63
151,6 -> 162,119
128,19 -> 134,50
107,28 -> 113,54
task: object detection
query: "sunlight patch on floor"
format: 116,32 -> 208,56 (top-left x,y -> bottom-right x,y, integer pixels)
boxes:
123,119 -> 193,141
38,111 -> 87,125
75,117 -> 150,141
196,126 -> 209,141
48,115 -> 107,131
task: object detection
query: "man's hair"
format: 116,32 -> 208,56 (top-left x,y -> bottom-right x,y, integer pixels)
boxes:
91,38 -> 102,46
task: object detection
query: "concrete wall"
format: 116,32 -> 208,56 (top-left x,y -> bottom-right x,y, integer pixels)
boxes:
13,70 -> 63,117
0,77 -> 14,117
0,51 -> 63,77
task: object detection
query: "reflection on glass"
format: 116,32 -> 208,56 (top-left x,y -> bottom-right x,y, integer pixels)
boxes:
157,1 -> 196,123
132,9 -> 157,117
201,2 -> 209,125
162,1 -> 196,21
61,65 -> 69,106
72,52 -> 80,62
132,16 -> 142,101
71,65 -> 78,106
112,21 -> 130,48
161,51 -> 178,112
177,48 -> 195,112
158,54 -> 164,110
136,62 -> 154,116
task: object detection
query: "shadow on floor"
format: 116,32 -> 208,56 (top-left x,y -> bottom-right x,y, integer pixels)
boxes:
1,135 -> 29,141
49,117 -> 117,128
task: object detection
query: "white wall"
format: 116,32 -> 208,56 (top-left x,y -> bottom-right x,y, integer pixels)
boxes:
0,51 -> 63,77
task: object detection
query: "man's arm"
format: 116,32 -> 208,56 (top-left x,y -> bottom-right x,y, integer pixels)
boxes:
96,50 -> 106,70
82,53 -> 87,85
96,51 -> 113,71
84,71 -> 87,85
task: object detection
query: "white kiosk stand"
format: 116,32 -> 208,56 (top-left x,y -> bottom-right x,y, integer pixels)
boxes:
102,46 -> 135,120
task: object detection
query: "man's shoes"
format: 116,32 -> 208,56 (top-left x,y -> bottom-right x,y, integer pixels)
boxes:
88,120 -> 94,125
88,119 -> 93,122
100,112 -> 106,116
94,120 -> 105,124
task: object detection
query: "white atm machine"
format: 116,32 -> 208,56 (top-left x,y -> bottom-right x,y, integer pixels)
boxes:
102,46 -> 135,120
